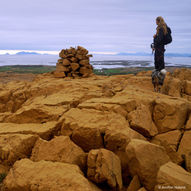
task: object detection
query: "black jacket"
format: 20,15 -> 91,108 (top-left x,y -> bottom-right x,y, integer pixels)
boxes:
154,28 -> 164,48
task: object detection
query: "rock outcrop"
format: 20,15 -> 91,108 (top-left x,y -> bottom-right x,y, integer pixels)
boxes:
0,67 -> 191,190
3,159 -> 101,191
178,130 -> 191,157
127,175 -> 141,191
31,136 -> 87,171
87,148 -> 122,190
126,139 -> 170,191
0,134 -> 37,166
184,152 -> 191,173
0,122 -> 60,140
128,104 -> 158,137
60,107 -> 130,152
153,99 -> 188,133
151,130 -> 183,164
138,188 -> 147,191
162,68 -> 191,100
155,162 -> 191,191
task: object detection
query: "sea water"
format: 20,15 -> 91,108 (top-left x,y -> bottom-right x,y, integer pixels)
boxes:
0,54 -> 191,69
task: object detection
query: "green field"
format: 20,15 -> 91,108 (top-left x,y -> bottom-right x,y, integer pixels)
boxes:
93,67 -> 154,76
0,65 -> 180,76
0,65 -> 56,74
0,65 -> 152,75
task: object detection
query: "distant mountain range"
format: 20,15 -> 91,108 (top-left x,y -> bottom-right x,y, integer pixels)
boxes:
16,51 -> 40,55
117,52 -> 152,56
164,53 -> 191,57
1,51 -> 191,57
117,52 -> 191,57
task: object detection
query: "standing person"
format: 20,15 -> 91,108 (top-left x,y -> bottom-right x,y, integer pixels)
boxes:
151,16 -> 172,92
152,16 -> 168,71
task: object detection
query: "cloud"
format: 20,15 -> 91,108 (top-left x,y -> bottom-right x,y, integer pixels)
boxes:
0,0 -> 191,53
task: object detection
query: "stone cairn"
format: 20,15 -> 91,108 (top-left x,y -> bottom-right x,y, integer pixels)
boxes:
53,46 -> 93,78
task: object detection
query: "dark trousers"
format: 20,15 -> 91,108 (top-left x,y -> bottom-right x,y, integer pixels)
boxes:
154,46 -> 165,71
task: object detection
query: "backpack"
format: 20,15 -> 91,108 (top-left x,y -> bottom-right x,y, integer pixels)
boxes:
163,26 -> 172,45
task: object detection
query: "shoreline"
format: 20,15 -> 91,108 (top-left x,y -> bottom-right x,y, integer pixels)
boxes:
1,64 -> 190,73
0,65 -> 190,83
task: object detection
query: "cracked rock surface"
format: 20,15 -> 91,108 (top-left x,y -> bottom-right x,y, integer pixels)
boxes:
0,68 -> 191,190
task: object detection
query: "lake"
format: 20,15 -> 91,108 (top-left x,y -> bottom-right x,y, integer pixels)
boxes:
0,54 -> 191,69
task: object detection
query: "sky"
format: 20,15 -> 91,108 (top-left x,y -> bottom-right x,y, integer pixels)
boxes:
0,0 -> 191,54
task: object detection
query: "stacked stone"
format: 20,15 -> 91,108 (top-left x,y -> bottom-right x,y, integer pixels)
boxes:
54,46 -> 93,78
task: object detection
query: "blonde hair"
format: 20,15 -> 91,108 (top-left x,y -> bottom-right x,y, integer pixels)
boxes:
156,16 -> 167,35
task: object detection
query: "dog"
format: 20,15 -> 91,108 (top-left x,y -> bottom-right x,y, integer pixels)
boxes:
151,69 -> 167,92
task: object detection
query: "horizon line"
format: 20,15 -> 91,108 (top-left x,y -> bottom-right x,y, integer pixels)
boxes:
0,50 -> 191,56
0,50 -> 119,55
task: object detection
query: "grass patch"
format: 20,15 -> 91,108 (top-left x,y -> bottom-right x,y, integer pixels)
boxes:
93,68 -> 125,76
0,65 -> 155,75
0,65 -> 56,74
93,67 -> 154,76
0,173 -> 6,183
